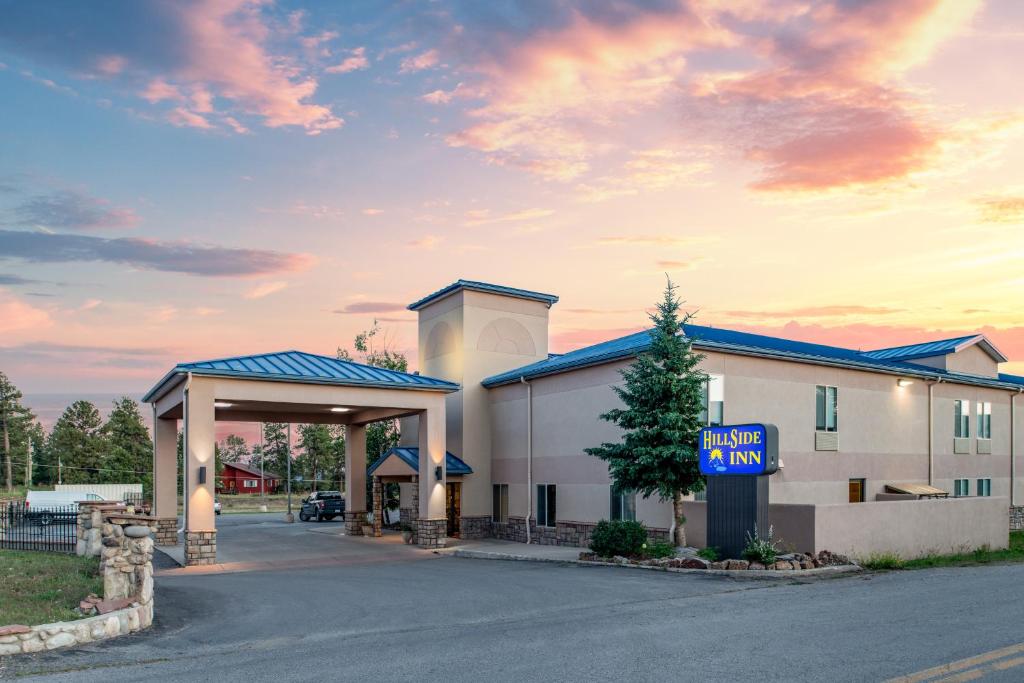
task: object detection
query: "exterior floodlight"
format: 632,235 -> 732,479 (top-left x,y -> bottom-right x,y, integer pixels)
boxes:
330,407 -> 351,413
897,379 -> 914,387
214,402 -> 233,408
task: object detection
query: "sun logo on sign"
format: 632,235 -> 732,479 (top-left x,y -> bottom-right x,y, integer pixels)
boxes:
708,447 -> 724,466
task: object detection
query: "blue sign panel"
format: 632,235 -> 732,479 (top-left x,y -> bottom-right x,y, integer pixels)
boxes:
699,423 -> 779,476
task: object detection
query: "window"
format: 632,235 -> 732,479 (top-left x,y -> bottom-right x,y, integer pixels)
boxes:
954,400 -> 970,438
536,484 -> 557,527
492,484 -> 509,523
848,479 -> 865,503
610,488 -> 636,522
976,479 -> 991,497
976,402 -> 992,440
699,374 -> 725,426
953,479 -> 969,497
243,479 -> 258,488
815,386 -> 838,432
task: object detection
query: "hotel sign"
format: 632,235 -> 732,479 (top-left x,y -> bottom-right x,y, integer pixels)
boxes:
698,424 -> 779,476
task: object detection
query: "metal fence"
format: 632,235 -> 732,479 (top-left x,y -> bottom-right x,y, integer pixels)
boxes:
0,502 -> 77,553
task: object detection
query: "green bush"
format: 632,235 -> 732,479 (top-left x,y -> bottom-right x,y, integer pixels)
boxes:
860,552 -> 905,570
741,525 -> 780,565
643,541 -> 676,559
589,520 -> 648,558
697,547 -> 720,562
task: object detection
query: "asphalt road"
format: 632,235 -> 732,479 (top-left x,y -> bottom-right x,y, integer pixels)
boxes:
5,517 -> 1024,682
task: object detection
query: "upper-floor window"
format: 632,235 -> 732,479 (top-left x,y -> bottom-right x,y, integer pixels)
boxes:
610,487 -> 636,522
536,484 -> 557,527
976,402 -> 992,440
954,400 -> 970,438
699,374 -> 724,427
815,386 -> 838,432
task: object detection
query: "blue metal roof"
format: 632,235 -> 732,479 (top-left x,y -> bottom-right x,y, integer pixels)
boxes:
999,373 -> 1024,387
482,324 -> 1023,392
408,279 -> 558,311
366,446 -> 473,476
860,335 -> 982,361
143,350 -> 459,402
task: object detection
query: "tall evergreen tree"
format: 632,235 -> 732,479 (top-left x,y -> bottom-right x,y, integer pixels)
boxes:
261,423 -> 289,479
0,371 -> 33,492
47,401 -> 108,484
585,278 -> 708,546
103,397 -> 153,490
219,434 -> 249,463
297,424 -> 333,492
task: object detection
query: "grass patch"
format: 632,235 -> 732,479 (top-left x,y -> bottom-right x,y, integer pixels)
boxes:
0,550 -> 102,626
860,531 -> 1024,571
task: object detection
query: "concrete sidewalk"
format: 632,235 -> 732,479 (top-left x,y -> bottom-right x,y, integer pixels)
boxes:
442,538 -> 582,562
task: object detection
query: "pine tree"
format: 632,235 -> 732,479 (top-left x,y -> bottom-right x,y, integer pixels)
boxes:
47,401 -> 108,484
261,423 -> 289,478
102,397 -> 153,491
297,424 -> 333,492
585,278 -> 708,546
0,371 -> 33,492
220,434 -> 249,463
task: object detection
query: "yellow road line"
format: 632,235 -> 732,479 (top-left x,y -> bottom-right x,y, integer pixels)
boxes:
887,642 -> 1024,683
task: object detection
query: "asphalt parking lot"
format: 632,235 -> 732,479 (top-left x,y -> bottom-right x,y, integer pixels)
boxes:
5,515 -> 1024,682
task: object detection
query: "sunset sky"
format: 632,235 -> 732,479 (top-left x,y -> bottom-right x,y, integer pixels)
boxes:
1,0 -> 1023,402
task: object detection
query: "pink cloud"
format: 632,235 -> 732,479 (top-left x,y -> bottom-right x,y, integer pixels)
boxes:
0,290 -> 52,333
551,326 -> 645,354
400,49 -> 439,73
94,54 -> 126,76
168,106 -> 212,129
326,47 -> 369,74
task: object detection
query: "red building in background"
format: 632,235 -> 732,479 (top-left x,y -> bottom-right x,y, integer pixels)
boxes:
218,462 -> 282,495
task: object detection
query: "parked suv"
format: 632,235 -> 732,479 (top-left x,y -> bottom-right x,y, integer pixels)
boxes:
299,490 -> 345,522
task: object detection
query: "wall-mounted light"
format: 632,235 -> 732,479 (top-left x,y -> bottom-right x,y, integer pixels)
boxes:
330,407 -> 351,413
897,378 -> 914,388
198,466 -> 207,484
214,402 -> 233,408
435,465 -> 442,481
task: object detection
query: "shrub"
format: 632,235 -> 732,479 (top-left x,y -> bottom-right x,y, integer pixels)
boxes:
860,552 -> 905,570
697,547 -> 719,562
643,540 -> 676,559
741,526 -> 780,565
589,520 -> 648,558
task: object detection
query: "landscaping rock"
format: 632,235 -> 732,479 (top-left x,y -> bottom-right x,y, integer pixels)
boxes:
774,560 -> 792,570
725,560 -> 750,570
96,597 -> 134,615
0,625 -> 31,637
801,561 -> 814,570
679,558 -> 709,569
748,562 -> 765,570
45,632 -> 76,650
709,561 -> 727,570
124,525 -> 150,539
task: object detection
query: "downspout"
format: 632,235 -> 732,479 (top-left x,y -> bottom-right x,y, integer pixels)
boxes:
1012,389 -> 1022,507
179,372 -> 193,534
927,378 -> 943,487
520,376 -> 532,545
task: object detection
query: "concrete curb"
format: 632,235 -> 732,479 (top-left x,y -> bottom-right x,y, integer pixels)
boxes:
450,548 -> 863,580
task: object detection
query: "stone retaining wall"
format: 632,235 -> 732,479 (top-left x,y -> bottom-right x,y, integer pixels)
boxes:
459,516 -> 491,540
2,512 -> 156,656
1011,506 -> 1024,531
154,518 -> 178,546
76,501 -> 127,557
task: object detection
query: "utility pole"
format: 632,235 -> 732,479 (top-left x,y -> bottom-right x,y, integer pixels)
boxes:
58,454 -> 62,485
285,423 -> 294,523
259,422 -> 266,510
25,441 -> 32,487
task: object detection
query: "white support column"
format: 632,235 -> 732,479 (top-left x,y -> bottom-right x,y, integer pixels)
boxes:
344,424 -> 367,534
183,379 -> 217,565
152,416 -> 178,545
417,403 -> 446,548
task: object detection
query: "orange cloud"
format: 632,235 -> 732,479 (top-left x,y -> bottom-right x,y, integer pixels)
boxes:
975,194 -> 1024,223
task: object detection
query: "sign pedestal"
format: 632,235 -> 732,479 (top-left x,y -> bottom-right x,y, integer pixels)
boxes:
706,475 -> 769,560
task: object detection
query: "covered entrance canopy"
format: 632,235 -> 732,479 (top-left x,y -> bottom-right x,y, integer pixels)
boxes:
143,350 -> 459,565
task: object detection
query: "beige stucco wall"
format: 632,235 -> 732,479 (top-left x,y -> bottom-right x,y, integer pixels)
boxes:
417,288 -> 552,518
488,348 -> 1022,529
944,344 -> 1000,378
681,497 -> 1008,559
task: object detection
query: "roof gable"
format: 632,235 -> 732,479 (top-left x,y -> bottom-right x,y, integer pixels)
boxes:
223,461 -> 281,479
366,447 -> 473,477
861,335 -> 1007,363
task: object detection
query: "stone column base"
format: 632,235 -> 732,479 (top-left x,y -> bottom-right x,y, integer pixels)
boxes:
415,518 -> 446,548
344,510 -> 367,535
459,516 -> 492,540
371,478 -> 383,537
154,518 -> 178,546
184,530 -> 216,565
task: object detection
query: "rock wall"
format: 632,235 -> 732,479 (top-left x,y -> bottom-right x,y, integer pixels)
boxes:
491,517 -> 670,547
1,512 -> 155,656
1012,506 -> 1024,531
